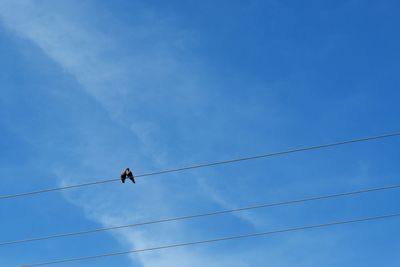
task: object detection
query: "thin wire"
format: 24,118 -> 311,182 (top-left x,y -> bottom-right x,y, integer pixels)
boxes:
2,131 -> 400,200
20,212 -> 400,267
4,183 -> 400,246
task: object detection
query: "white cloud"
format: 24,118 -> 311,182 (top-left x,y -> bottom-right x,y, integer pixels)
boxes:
0,1 -> 267,266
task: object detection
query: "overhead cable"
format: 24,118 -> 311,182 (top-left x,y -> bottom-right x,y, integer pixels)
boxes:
2,131 -> 399,200
20,212 -> 400,267
3,183 -> 399,246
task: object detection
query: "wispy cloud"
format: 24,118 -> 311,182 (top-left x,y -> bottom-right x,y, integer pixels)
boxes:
0,1 -> 274,266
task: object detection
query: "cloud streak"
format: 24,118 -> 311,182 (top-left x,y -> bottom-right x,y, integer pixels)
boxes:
0,1 -> 272,266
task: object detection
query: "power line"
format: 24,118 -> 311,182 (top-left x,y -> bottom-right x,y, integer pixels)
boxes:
20,212 -> 400,267
4,183 -> 400,246
2,131 -> 399,200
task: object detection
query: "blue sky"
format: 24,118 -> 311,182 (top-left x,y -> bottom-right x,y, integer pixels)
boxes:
0,0 -> 399,266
